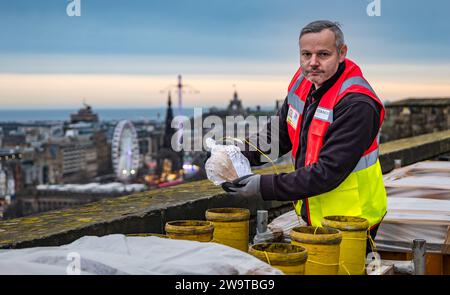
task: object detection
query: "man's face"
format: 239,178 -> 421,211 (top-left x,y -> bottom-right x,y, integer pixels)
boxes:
299,29 -> 347,88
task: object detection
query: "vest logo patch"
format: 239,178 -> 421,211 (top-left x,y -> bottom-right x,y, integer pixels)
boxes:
314,107 -> 332,122
287,105 -> 300,129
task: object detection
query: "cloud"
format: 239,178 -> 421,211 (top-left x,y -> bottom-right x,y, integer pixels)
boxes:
0,73 -> 288,108
1,60 -> 450,109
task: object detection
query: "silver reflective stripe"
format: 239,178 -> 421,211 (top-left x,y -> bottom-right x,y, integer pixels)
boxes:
339,76 -> 376,97
288,74 -> 304,97
289,97 -> 305,114
287,75 -> 305,113
313,107 -> 333,123
353,148 -> 379,172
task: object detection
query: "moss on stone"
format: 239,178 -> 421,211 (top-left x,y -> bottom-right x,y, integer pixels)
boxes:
381,130 -> 450,154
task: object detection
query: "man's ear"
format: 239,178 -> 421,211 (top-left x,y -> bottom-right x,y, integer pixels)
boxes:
339,44 -> 348,62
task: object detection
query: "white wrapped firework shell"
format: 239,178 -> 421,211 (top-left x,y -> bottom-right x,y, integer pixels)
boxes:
205,138 -> 252,185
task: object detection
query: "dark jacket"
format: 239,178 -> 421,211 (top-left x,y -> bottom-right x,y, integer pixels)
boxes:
241,62 -> 381,224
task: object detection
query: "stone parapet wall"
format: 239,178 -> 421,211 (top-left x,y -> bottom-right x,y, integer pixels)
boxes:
1,130 -> 450,249
382,98 -> 450,142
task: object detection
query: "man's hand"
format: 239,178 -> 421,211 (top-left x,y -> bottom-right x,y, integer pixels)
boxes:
221,174 -> 261,198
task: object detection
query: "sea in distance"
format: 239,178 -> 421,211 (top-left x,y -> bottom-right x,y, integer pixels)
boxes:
0,108 -> 196,123
0,106 -> 275,123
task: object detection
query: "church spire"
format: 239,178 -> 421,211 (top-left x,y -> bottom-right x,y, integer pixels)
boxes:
163,91 -> 175,148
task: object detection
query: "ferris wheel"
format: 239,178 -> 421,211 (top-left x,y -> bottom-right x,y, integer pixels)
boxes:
111,120 -> 140,181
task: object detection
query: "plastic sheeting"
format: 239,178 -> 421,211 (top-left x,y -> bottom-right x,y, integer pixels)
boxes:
0,234 -> 283,275
205,138 -> 252,185
376,162 -> 450,253
375,223 -> 448,253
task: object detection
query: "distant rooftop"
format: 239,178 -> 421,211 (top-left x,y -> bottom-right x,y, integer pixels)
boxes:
70,103 -> 99,124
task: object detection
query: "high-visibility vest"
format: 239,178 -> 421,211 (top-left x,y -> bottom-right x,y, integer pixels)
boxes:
286,58 -> 387,228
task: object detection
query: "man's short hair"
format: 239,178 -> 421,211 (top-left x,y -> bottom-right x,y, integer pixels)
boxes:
300,20 -> 345,51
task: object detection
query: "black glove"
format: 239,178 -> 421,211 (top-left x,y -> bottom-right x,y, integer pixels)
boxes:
221,174 -> 261,198
221,174 -> 252,192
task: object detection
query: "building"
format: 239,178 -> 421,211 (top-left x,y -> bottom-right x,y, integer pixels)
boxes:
0,150 -> 23,219
93,131 -> 111,176
70,103 -> 99,124
227,90 -> 246,116
43,137 -> 99,184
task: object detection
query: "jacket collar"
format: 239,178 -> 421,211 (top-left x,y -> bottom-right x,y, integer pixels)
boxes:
309,61 -> 346,103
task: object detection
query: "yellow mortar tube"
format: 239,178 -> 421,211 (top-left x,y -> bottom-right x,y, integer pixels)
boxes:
205,208 -> 250,252
249,242 -> 308,275
322,216 -> 369,275
165,220 -> 214,242
290,226 -> 342,275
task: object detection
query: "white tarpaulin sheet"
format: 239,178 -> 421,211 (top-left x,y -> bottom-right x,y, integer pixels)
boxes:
0,234 -> 282,275
377,161 -> 450,253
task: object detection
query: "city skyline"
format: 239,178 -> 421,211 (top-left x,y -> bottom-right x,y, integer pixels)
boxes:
1,0 -> 449,108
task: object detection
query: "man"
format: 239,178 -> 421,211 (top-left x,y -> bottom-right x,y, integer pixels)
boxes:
222,20 -> 387,244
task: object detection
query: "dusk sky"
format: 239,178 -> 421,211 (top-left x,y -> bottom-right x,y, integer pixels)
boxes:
1,0 -> 449,109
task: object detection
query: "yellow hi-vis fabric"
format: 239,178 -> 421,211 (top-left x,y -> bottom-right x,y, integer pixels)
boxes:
289,59 -> 387,229
295,158 -> 387,228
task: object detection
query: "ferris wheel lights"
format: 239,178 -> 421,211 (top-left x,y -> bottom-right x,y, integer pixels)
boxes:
112,120 -> 140,181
